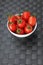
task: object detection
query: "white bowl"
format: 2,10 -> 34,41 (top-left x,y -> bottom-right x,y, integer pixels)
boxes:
7,14 -> 37,38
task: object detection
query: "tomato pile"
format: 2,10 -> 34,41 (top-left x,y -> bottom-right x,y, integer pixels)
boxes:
8,11 -> 36,35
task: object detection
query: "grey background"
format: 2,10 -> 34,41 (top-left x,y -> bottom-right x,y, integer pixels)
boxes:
0,0 -> 43,65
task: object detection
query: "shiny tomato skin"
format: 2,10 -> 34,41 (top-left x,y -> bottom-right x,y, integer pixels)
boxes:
24,24 -> 32,34
17,19 -> 26,28
9,23 -> 16,32
16,15 -> 21,20
28,16 -> 36,26
22,11 -> 31,20
8,15 -> 17,23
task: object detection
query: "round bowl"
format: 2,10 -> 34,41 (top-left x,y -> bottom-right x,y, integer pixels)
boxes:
7,14 -> 37,38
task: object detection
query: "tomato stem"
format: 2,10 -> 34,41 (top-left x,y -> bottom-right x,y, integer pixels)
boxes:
8,22 -> 14,24
17,29 -> 21,33
18,19 -> 22,24
27,26 -> 31,29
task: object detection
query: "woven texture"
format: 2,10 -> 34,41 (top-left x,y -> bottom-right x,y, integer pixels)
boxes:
0,0 -> 43,65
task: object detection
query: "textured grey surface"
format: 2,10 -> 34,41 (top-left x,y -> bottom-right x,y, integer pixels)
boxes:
0,0 -> 43,65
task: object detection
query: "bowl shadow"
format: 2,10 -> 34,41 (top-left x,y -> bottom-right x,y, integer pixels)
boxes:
19,31 -> 38,48
11,30 -> 38,48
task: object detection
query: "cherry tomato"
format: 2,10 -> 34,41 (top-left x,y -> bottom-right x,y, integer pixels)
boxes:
24,24 -> 32,34
28,16 -> 36,26
16,15 -> 21,20
8,15 -> 17,23
22,11 -> 31,20
17,19 -> 26,28
9,23 -> 16,32
16,28 -> 24,34
16,15 -> 24,20
21,15 -> 24,19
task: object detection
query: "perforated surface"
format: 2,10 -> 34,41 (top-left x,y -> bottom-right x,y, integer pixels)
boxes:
0,0 -> 43,65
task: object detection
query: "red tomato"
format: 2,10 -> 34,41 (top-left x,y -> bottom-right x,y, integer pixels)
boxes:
9,23 -> 16,32
22,11 -> 31,20
21,15 -> 24,19
8,15 -> 17,23
24,24 -> 32,34
28,16 -> 36,26
17,19 -> 26,28
16,28 -> 24,34
16,15 -> 24,20
16,15 -> 21,20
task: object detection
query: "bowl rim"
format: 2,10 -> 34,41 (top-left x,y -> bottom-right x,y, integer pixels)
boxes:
7,13 -> 37,38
